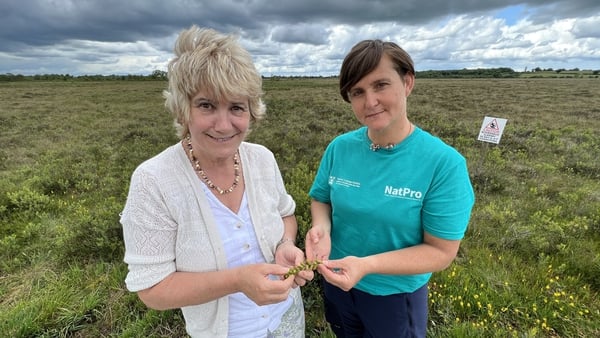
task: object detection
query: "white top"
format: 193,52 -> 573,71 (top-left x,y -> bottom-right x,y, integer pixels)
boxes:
121,142 -> 299,337
203,184 -> 291,336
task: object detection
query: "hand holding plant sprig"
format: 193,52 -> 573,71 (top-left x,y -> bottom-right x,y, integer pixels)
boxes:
275,239 -> 316,286
284,259 -> 322,278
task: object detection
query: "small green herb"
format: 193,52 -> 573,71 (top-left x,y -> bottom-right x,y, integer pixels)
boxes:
284,260 -> 322,278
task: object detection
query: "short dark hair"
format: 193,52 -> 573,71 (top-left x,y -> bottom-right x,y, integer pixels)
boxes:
339,39 -> 415,102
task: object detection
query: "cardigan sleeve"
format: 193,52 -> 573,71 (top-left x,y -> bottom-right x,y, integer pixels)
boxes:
273,154 -> 295,217
121,165 -> 178,292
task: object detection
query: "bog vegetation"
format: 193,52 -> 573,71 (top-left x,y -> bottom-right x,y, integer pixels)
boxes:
0,77 -> 599,337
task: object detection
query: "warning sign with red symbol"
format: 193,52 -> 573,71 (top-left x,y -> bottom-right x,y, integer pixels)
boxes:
478,116 -> 507,144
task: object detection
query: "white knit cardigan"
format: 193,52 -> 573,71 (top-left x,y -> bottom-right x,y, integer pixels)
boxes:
121,141 -> 299,337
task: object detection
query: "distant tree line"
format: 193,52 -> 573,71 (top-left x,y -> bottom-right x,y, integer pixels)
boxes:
530,67 -> 600,74
2,67 -> 598,81
416,67 -> 518,78
0,70 -> 168,82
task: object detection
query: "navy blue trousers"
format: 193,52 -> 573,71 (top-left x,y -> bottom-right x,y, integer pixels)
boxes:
323,280 -> 428,338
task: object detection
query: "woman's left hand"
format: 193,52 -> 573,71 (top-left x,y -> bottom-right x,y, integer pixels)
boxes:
318,256 -> 365,291
275,243 -> 315,287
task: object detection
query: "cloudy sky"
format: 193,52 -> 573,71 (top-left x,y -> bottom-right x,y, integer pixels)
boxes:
1,0 -> 598,76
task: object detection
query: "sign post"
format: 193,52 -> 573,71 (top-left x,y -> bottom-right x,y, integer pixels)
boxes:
478,116 -> 508,144
475,116 -> 508,190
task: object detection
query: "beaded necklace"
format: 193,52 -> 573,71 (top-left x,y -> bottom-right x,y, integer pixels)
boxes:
369,123 -> 413,152
185,136 -> 240,194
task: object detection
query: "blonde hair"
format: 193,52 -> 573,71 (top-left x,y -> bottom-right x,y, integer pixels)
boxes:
164,25 -> 266,138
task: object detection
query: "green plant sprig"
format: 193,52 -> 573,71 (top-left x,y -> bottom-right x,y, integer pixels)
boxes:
284,260 -> 322,278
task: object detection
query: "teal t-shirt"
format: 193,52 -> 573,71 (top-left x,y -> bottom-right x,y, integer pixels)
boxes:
309,126 -> 475,295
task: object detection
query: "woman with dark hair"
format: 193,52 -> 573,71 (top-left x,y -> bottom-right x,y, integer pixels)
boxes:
305,39 -> 475,337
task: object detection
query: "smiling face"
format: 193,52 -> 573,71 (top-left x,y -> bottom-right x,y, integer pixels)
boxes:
164,27 -> 266,139
348,54 -> 414,139
188,90 -> 250,162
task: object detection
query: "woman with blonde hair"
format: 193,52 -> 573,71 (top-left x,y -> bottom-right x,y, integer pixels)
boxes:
121,25 -> 313,337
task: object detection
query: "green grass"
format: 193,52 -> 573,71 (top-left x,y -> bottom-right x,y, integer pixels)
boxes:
1,77 -> 599,337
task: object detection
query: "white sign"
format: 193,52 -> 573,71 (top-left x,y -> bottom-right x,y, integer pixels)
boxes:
478,116 -> 508,144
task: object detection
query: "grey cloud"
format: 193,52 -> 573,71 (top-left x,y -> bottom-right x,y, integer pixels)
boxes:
529,0 -> 600,22
0,0 -> 598,75
252,0 -> 527,24
571,16 -> 600,38
0,0 -> 251,50
270,24 -> 329,45
3,0 -> 596,51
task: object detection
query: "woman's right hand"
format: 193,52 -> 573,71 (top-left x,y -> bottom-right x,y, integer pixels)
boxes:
237,263 -> 295,305
305,225 -> 331,262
